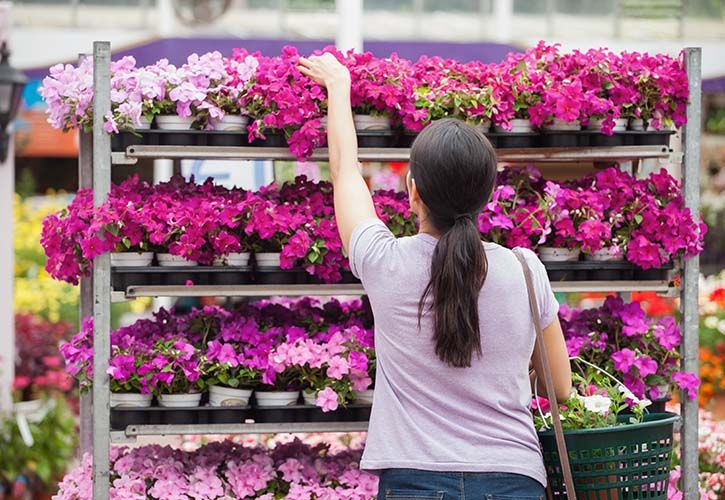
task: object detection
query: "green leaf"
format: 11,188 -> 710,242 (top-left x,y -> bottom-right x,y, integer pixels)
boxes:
227,378 -> 240,388
633,214 -> 643,225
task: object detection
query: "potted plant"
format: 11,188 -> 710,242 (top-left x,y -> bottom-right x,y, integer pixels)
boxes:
203,51 -> 258,132
346,50 -> 416,132
107,348 -> 154,408
149,338 -> 204,407
479,167 -> 550,250
203,340 -> 257,407
243,47 -> 327,159
534,362 -> 678,499
560,296 -> 699,405
491,53 -> 543,135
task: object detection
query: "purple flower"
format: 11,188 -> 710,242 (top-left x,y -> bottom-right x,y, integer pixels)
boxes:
612,348 -> 636,372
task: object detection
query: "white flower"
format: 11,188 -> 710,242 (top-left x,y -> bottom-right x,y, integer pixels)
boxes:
704,316 -> 718,329
637,398 -> 652,409
581,394 -> 612,414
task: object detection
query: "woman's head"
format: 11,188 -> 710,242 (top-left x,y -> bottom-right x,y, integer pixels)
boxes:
407,119 -> 497,368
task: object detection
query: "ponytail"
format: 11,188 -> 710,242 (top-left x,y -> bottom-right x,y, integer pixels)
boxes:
409,118 -> 497,369
418,214 -> 488,368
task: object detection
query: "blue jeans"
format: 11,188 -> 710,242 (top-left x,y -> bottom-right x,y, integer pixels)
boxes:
377,469 -> 545,500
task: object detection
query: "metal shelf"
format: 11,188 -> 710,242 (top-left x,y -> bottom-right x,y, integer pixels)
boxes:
119,280 -> 672,298
113,144 -> 671,164
111,421 -> 369,443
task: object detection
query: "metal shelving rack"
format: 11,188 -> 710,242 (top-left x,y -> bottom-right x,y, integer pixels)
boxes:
80,42 -> 703,499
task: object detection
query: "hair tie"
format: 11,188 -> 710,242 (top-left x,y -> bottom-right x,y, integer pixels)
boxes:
454,213 -> 474,223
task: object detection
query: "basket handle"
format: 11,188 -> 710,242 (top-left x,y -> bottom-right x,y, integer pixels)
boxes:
514,249 -> 577,500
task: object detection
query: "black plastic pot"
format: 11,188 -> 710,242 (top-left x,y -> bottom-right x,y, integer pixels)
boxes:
538,132 -> 579,148
634,267 -> 671,281
111,132 -> 146,152
256,132 -> 288,147
110,409 -> 150,430
394,131 -> 417,148
495,133 -> 536,149
634,131 -> 673,146
589,133 -> 626,147
157,131 -> 199,146
357,130 -> 395,148
207,132 -> 247,147
209,407 -> 249,424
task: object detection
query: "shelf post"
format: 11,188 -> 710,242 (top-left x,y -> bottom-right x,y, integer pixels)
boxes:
681,47 -> 701,500
78,129 -> 94,454
77,53 -> 94,457
91,41 -> 112,500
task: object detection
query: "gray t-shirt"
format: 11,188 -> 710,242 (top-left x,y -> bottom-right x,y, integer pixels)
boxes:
349,219 -> 558,487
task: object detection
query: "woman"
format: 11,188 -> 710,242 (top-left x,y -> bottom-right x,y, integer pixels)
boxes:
298,54 -> 572,500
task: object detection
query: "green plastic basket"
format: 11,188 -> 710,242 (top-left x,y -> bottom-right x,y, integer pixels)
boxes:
538,412 -> 680,500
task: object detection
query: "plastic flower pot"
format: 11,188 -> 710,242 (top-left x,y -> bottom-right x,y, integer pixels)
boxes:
495,118 -> 533,134
211,115 -> 248,131
155,115 -> 195,130
302,390 -> 317,406
353,114 -> 391,131
110,393 -> 153,408
254,252 -> 281,268
538,247 -> 581,263
629,118 -> 647,131
357,130 -> 395,148
539,413 -> 679,500
586,118 -> 628,132
156,253 -> 198,267
256,131 -> 288,147
213,252 -> 250,267
584,248 -> 624,262
353,389 -> 374,405
473,120 -> 491,134
208,385 -> 252,407
111,252 -> 154,267
254,390 -> 300,407
544,119 -> 581,131
157,393 -> 202,408
136,116 -> 152,130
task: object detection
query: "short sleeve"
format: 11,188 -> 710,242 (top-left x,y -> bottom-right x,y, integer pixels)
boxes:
349,218 -> 397,285
516,247 -> 560,328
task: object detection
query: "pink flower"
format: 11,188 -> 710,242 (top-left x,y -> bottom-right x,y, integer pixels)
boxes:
326,356 -> 350,380
316,387 -> 339,412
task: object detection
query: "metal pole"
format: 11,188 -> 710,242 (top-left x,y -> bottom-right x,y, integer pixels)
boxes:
0,1 -> 14,416
336,0 -> 363,52
92,41 -> 112,500
78,128 -> 94,455
681,47 -> 701,500
545,0 -> 555,37
493,0 -> 513,42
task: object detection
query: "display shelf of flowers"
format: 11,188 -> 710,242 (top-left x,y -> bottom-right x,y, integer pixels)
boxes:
42,41 -> 703,499
40,42 -> 685,164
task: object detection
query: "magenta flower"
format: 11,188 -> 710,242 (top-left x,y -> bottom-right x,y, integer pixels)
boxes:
612,348 -> 636,372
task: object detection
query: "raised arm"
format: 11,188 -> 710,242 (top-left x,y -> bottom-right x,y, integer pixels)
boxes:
298,54 -> 379,253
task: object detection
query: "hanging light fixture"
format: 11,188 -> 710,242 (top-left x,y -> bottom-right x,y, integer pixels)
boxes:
0,42 -> 27,163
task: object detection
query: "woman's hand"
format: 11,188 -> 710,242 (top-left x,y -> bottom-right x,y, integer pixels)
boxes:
298,54 -> 351,89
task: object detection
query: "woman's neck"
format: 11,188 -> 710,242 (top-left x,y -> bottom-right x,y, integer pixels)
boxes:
417,216 -> 442,238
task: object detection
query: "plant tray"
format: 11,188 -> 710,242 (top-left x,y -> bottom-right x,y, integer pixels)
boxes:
543,261 -> 673,282
111,130 -> 250,151
110,404 -> 372,430
111,266 -> 254,290
110,405 -> 254,429
356,130 -> 396,148
253,404 -> 372,424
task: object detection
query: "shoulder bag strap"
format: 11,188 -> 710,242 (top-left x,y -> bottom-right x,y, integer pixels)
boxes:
513,249 -> 576,499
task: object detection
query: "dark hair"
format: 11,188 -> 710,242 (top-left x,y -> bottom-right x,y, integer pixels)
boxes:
410,119 -> 497,368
